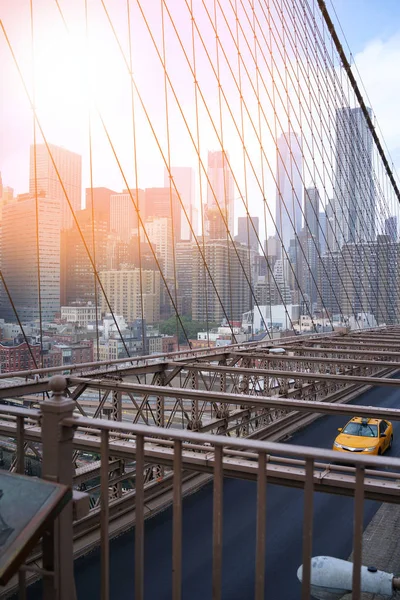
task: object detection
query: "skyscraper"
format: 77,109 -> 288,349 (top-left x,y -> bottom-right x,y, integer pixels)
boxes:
318,211 -> 327,255
99,269 -> 161,324
385,216 -> 397,242
303,187 -> 321,309
339,238 -> 398,324
85,187 -> 117,230
146,217 -> 174,279
176,241 -> 193,317
325,200 -> 336,253
1,187 -> 14,205
275,132 -> 303,253
334,107 -> 375,246
60,208 -> 108,305
0,194 -> 61,321
235,216 -> 259,251
145,188 -> 181,242
304,187 -> 320,243
110,190 -> 143,243
164,167 -> 196,240
29,143 -> 82,230
192,240 -> 250,323
319,251 -> 341,315
206,151 -> 234,238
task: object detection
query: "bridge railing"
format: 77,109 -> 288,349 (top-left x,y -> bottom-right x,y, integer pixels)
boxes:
3,375 -> 400,599
63,411 -> 400,600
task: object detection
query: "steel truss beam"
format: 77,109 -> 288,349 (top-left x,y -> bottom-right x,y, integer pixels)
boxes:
229,352 -> 400,369
66,377 -> 400,411
281,346 -> 400,358
0,360 -> 388,402
161,363 -> 399,388
297,339 -> 400,348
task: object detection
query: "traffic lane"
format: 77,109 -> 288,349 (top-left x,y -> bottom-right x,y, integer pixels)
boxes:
219,481 -> 379,600
286,380 -> 400,458
68,480 -> 379,600
69,383 -> 397,599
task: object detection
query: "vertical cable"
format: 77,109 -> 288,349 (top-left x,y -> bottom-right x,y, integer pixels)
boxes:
127,0 -> 147,352
213,0 -> 235,327
30,0 -> 44,366
191,0 -> 211,345
235,0 -> 254,337
252,0 -> 273,331
84,0 -> 100,366
161,0 -> 181,349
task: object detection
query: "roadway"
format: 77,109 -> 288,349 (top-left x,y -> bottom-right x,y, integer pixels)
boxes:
26,380 -> 400,599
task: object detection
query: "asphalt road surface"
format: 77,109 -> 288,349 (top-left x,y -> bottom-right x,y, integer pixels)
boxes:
27,380 -> 400,599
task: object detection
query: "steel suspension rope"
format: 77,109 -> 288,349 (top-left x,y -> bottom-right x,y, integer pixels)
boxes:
161,0 -> 292,332
190,0 -> 211,345
317,0 -> 400,206
54,0 -> 193,350
278,0 -> 377,322
251,0 -> 380,321
29,0 -> 44,366
235,0 -> 255,337
213,0 -> 235,327
290,0 -> 393,323
126,0 -> 147,354
251,0 -> 274,333
169,0 -> 304,331
161,0 -> 181,347
84,0 -> 101,365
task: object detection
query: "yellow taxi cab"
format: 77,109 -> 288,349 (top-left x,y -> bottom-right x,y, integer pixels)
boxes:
332,417 -> 393,455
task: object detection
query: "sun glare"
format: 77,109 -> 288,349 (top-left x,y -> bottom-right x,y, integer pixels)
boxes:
32,30 -> 90,124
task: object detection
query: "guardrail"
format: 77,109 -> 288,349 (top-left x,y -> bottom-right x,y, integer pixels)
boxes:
63,416 -> 400,600
2,375 -> 400,600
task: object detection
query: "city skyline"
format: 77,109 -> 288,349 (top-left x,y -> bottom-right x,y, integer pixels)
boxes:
0,1 -> 399,345
1,130 -> 399,330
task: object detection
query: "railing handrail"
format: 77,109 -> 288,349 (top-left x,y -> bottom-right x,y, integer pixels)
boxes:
66,377 -> 400,420
0,405 -> 41,419
62,414 -> 400,470
2,378 -> 400,422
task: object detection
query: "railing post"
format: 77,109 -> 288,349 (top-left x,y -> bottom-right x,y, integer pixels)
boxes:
41,375 -> 76,600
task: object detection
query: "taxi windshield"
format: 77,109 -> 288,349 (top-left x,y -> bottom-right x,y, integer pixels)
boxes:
342,422 -> 378,438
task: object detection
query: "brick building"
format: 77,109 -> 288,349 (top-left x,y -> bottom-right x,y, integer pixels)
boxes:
0,340 -> 41,373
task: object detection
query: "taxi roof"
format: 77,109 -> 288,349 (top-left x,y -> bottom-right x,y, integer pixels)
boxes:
349,416 -> 381,425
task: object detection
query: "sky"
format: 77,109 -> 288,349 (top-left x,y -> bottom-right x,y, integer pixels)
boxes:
1,0 -> 400,235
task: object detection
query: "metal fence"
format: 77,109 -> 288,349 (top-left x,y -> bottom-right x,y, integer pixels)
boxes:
2,374 -> 400,599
